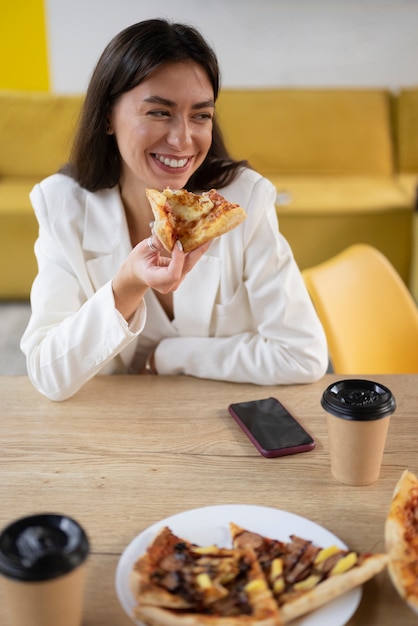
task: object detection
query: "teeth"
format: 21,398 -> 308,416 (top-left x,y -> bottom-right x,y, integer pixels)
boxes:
155,154 -> 188,168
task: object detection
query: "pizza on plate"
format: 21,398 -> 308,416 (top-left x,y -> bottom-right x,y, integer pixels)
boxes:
385,469 -> 418,613
145,187 -> 246,253
130,523 -> 388,626
230,523 -> 388,624
131,526 -> 282,626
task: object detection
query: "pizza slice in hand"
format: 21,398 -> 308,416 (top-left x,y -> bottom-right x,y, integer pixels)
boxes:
131,526 -> 282,626
385,469 -> 418,613
146,187 -> 246,253
230,522 -> 388,624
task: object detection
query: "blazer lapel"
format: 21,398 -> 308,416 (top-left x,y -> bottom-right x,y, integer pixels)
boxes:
83,187 -> 132,290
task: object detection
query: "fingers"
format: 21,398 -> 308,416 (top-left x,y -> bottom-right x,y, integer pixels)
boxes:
131,234 -> 209,295
167,240 -> 187,279
161,240 -> 209,288
155,240 -> 200,288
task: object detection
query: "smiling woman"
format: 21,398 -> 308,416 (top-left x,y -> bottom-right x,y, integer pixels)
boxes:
20,18 -> 328,401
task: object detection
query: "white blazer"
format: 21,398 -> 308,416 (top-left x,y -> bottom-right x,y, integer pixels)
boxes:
21,168 -> 328,401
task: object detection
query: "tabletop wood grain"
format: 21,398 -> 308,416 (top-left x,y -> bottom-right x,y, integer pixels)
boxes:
0,374 -> 417,625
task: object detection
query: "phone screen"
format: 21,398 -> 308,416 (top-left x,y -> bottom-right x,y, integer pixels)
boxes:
228,397 -> 315,457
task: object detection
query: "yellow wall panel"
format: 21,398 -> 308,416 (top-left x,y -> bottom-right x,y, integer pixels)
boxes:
0,0 -> 49,90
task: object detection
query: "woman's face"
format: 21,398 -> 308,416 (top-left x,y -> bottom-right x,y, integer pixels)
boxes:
109,61 -> 215,196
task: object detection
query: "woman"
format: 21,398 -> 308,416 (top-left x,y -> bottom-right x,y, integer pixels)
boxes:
21,19 -> 328,401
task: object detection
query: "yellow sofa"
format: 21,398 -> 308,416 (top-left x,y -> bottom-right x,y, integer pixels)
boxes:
216,88 -> 414,285
395,87 -> 418,201
394,87 -> 418,299
0,88 -> 416,299
0,90 -> 83,298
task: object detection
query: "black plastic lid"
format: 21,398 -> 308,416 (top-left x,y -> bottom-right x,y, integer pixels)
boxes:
0,514 -> 89,581
321,379 -> 396,421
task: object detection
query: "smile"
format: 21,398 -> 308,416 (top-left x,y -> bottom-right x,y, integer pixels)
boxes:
154,154 -> 189,169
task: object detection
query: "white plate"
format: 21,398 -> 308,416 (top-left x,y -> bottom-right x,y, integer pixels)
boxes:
116,504 -> 361,626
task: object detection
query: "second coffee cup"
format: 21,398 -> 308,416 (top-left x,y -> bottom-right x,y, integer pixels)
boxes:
321,379 -> 396,486
0,513 -> 89,626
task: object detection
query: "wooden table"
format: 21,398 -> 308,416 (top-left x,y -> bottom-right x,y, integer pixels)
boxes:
0,374 -> 417,625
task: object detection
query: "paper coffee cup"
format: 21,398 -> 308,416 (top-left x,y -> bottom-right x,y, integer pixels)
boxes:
0,513 -> 89,626
321,379 -> 396,486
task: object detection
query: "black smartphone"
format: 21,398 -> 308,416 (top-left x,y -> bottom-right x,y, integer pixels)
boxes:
228,397 -> 315,458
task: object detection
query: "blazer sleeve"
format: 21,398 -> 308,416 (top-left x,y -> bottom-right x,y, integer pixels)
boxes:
154,174 -> 329,385
20,181 -> 146,401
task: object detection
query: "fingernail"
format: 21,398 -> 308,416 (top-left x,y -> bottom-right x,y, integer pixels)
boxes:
176,240 -> 183,251
149,220 -> 155,231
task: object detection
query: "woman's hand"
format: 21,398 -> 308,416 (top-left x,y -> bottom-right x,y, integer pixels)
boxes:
112,234 -> 209,322
138,234 -> 209,294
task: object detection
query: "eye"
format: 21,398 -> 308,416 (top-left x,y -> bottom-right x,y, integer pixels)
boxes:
147,109 -> 171,118
193,111 -> 213,122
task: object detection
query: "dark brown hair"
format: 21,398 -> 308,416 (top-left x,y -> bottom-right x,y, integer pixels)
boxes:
63,19 -> 247,192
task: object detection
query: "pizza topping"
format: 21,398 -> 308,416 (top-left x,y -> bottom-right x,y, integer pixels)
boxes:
196,572 -> 215,589
293,574 -> 322,591
192,545 -> 222,555
245,578 -> 268,595
159,552 -> 189,571
329,552 -> 357,576
286,536 -> 320,580
314,545 -> 341,564
234,530 -> 265,551
403,486 -> 418,547
317,550 -> 348,574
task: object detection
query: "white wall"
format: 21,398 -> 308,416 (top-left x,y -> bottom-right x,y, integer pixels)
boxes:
46,0 -> 418,93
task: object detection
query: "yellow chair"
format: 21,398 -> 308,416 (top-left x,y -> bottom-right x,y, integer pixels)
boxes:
302,244 -> 418,374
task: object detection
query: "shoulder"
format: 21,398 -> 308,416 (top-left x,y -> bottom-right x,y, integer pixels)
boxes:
30,174 -> 119,224
218,167 -> 278,238
30,174 -> 87,221
31,172 -> 85,200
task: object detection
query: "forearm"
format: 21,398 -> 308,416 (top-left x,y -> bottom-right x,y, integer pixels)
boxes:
154,332 -> 328,385
112,255 -> 148,323
21,282 -> 146,401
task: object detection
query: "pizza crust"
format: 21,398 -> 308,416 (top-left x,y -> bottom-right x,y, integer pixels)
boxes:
135,605 -> 281,626
146,188 -> 246,252
385,469 -> 418,613
280,553 -> 388,623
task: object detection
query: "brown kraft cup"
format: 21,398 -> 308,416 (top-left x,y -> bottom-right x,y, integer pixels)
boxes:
321,379 -> 396,486
0,513 -> 90,626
